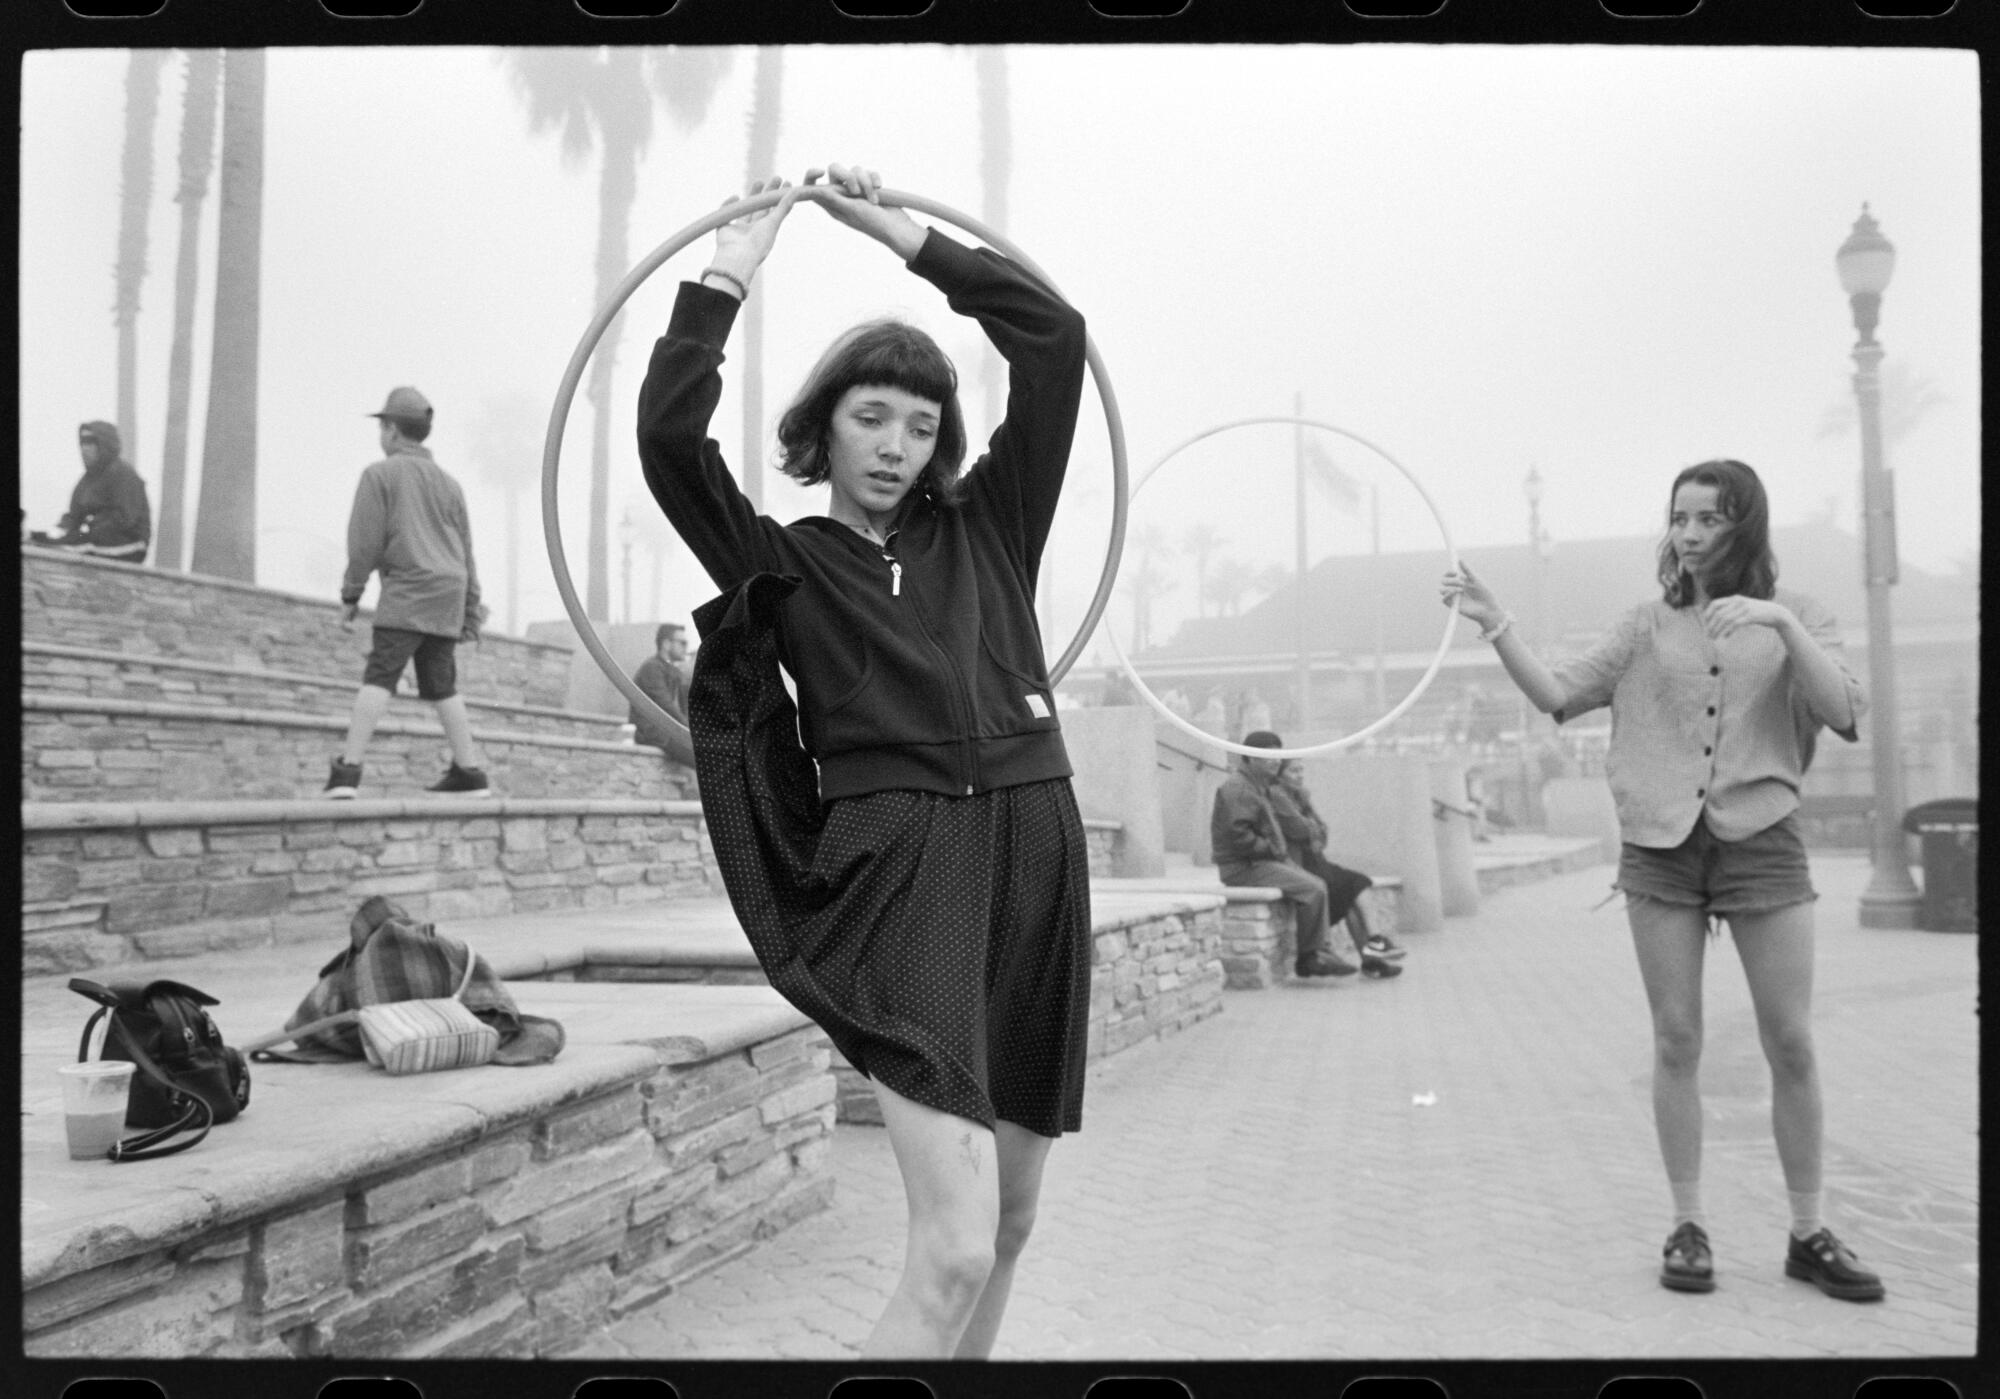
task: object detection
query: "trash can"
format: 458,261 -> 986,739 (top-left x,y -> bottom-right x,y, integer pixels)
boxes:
1900,798 -> 1978,933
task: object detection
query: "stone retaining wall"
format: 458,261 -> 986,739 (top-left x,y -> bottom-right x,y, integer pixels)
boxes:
22,1026 -> 837,1359
1215,885 -> 1405,990
22,546 -> 574,710
20,696 -> 690,804
22,801 -> 717,975
24,642 -> 625,742
1086,905 -> 1227,1060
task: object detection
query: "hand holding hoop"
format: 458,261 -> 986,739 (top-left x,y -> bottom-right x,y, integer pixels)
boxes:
1103,415 -> 1463,761
542,183 -> 1130,743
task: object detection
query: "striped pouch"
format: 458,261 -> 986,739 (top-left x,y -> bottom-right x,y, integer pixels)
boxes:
353,949 -> 499,1075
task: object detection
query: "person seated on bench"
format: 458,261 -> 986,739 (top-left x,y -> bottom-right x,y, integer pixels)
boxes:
1210,731 -> 1401,980
1271,756 -> 1405,963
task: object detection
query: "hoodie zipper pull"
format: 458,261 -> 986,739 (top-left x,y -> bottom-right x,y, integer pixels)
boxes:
887,558 -> 903,597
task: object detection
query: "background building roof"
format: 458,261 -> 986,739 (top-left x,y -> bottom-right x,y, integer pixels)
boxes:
1141,517 -> 1978,665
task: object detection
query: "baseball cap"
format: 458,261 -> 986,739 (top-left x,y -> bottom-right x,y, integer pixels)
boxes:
1243,730 -> 1284,749
368,386 -> 433,422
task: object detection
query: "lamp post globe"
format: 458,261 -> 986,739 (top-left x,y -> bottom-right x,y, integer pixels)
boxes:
1837,204 -> 1921,928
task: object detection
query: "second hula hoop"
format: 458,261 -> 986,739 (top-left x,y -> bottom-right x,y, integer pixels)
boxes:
541,184 -> 1130,740
1103,416 -> 1463,761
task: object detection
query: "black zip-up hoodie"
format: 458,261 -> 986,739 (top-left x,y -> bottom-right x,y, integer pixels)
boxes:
637,229 -> 1088,801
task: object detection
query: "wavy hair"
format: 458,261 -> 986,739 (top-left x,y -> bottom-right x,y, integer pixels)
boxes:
774,318 -> 967,505
1656,458 -> 1777,607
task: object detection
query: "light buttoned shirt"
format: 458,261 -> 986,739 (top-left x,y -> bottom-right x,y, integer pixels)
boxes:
1551,588 -> 1865,848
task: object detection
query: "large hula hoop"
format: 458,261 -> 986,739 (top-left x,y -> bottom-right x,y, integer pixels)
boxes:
542,184 -> 1129,740
1103,416 -> 1462,761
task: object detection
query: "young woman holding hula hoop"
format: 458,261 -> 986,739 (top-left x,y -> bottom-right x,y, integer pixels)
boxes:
1439,458 -> 1886,1303
636,164 -> 1092,1357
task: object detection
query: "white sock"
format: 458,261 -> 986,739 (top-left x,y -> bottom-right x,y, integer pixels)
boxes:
1789,1189 -> 1823,1240
1671,1178 -> 1703,1228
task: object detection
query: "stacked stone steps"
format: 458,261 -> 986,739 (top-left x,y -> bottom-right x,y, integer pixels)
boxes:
24,641 -> 622,742
22,545 -> 575,707
22,690 -> 683,804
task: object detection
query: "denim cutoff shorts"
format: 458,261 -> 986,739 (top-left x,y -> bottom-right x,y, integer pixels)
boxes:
1616,812 -> 1815,918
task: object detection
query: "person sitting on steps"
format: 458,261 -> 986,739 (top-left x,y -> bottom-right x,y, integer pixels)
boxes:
1210,731 -> 1402,979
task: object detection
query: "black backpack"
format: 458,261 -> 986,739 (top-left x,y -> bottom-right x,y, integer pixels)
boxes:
69,977 -> 252,1162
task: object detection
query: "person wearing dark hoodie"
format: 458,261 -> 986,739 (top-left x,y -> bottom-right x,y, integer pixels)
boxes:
637,163 -> 1089,1360
53,421 -> 151,563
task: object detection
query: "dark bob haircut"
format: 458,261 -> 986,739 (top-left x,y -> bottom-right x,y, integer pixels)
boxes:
1656,457 -> 1777,607
774,318 -> 968,505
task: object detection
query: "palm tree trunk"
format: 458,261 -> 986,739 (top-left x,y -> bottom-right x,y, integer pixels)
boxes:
190,48 -> 265,584
739,47 -> 784,512
156,49 -> 220,574
115,49 -> 168,467
583,129 -> 639,621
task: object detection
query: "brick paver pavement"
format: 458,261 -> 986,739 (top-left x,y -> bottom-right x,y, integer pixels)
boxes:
576,851 -> 1978,1363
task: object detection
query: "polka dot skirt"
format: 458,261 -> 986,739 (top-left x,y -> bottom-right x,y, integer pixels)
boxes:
686,574 -> 1091,1138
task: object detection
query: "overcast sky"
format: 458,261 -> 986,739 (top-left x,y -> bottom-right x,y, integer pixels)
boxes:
17,44 -> 1981,666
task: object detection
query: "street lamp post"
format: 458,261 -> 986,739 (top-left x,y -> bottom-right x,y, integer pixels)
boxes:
1523,465 -> 1553,652
618,510 -> 637,626
1520,465 -> 1554,820
1836,204 -> 1922,929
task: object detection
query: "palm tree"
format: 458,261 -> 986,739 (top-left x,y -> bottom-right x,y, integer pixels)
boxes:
155,49 -> 221,573
114,49 -> 168,467
737,46 -> 783,511
1118,523 -> 1176,651
974,47 -> 1010,433
501,46 -> 733,620
189,47 -> 265,584
466,391 -> 548,637
1180,521 -> 1225,618
1817,361 -> 1950,446
1203,555 -> 1258,618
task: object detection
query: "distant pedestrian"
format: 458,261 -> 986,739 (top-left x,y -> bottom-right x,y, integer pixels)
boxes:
325,387 -> 490,799
1440,457 -> 1884,1301
639,163 -> 1091,1358
42,421 -> 151,563
1210,732 -> 1401,979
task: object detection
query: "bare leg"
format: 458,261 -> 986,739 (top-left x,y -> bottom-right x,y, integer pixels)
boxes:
862,1079 -> 999,1359
340,683 -> 394,766
953,1119 -> 1055,1359
1627,898 -> 1711,1190
1725,902 -> 1822,1194
432,694 -> 483,769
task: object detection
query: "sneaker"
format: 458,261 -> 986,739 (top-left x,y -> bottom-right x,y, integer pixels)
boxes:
1295,949 -> 1359,978
1785,1228 -> 1885,1301
428,762 -> 492,796
1359,934 -> 1407,960
323,758 -> 362,800
1660,1221 -> 1716,1293
1360,953 -> 1404,978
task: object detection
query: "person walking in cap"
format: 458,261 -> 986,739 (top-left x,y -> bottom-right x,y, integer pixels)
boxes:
1211,731 -> 1401,979
325,386 -> 490,798
44,421 -> 151,563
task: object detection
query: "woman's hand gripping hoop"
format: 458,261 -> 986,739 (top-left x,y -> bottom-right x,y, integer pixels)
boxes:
1103,416 -> 1463,761
541,184 -> 1130,740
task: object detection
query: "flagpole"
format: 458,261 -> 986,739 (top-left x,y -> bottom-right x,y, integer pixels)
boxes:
1372,482 -> 1386,715
1294,391 -> 1309,735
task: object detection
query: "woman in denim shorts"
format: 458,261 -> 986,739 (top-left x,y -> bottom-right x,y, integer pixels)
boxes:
1439,459 -> 1885,1302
